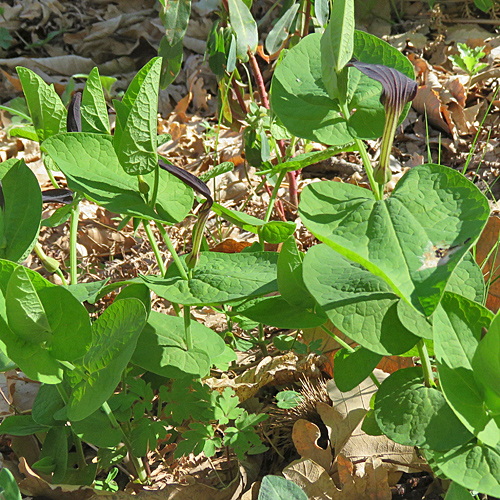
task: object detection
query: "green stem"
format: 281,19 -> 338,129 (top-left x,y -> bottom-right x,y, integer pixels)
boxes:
46,167 -> 60,189
339,102 -> 382,200
142,220 -> 166,276
258,324 -> 268,355
55,385 -> 86,469
417,340 -> 435,388
150,164 -> 160,208
155,222 -> 189,281
101,402 -> 148,483
184,305 -> 193,350
55,268 -> 67,286
264,170 -> 287,223
69,202 -> 80,285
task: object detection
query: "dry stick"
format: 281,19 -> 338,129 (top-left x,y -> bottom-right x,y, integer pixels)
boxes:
247,49 -> 299,208
232,82 -> 248,114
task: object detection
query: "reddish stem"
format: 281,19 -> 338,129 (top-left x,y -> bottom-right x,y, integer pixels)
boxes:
264,183 -> 287,222
232,82 -> 248,114
248,50 -> 270,109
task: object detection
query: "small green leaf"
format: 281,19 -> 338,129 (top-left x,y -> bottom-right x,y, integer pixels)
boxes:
228,0 -> 258,61
235,295 -> 327,329
32,384 -> 66,427
265,3 -> 300,55
276,390 -> 302,409
81,67 -> 110,134
6,266 -> 52,344
16,67 -> 66,142
132,311 -> 223,378
374,367 -> 473,450
334,347 -> 382,392
0,159 -> 42,263
259,475 -> 307,500
159,38 -> 184,89
0,414 -> 49,436
198,162 -> 234,183
159,0 -> 191,46
0,467 -> 22,500
67,298 -> 147,421
113,58 -> 162,175
277,236 -> 315,308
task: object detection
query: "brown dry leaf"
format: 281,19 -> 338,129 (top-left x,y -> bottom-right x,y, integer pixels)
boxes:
205,352 -> 325,401
475,216 -> 500,312
77,224 -> 136,258
0,56 -> 95,77
316,402 -> 366,458
292,419 -> 334,472
376,356 -> 414,374
412,86 -> 453,135
210,239 -> 253,253
445,78 -> 466,108
283,456 -> 391,500
18,458 -> 96,500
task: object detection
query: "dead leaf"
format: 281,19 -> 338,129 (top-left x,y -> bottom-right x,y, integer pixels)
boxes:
18,458 -> 96,500
210,239 -> 253,253
475,216 -> 500,312
283,456 -> 392,500
0,56 -> 96,77
412,86 -> 453,135
293,419 -> 333,472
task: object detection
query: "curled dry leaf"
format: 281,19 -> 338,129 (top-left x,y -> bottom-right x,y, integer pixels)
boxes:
474,215 -> 500,312
205,352 -> 325,402
292,419 -> 334,472
412,86 -> 453,135
283,456 -> 392,500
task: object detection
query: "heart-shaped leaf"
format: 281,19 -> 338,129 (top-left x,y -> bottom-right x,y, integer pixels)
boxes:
300,164 -> 489,316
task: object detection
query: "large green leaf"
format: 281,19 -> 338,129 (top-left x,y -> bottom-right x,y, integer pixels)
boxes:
334,347 -> 382,392
132,311 -> 225,378
113,58 -> 161,175
434,292 -> 497,445
16,67 -> 66,142
472,312 -> 500,412
72,409 -> 122,448
265,3 -> 300,55
81,67 -> 110,134
426,443 -> 500,497
67,298 -> 147,421
271,30 -> 415,144
0,159 -> 42,263
303,244 -> 418,355
141,251 -> 278,306
228,0 -> 258,61
41,133 -> 192,224
374,367 -> 473,450
299,164 -> 489,316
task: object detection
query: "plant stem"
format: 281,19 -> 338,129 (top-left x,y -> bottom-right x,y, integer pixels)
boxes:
339,103 -> 382,200
155,222 -> 189,281
101,401 -> 148,483
69,202 -> 80,285
55,268 -> 67,286
184,305 -> 193,350
150,164 -> 160,208
416,340 -> 435,388
142,220 -> 167,276
46,167 -> 60,189
264,171 -> 287,223
55,385 -> 86,469
301,0 -> 311,38
248,50 -> 270,109
258,324 -> 268,355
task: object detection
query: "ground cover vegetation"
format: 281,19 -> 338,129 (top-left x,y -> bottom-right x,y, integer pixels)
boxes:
0,0 -> 500,498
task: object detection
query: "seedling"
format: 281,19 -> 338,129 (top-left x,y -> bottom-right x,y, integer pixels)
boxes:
449,42 -> 488,94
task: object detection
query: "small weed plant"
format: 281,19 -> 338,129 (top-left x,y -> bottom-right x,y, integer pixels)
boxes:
0,0 -> 498,497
